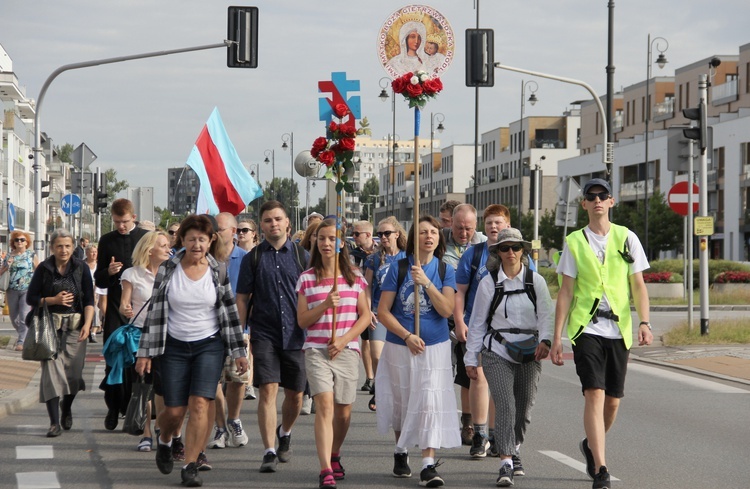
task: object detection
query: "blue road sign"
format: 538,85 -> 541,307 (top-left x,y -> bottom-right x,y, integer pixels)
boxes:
7,203 -> 15,231
61,193 -> 82,215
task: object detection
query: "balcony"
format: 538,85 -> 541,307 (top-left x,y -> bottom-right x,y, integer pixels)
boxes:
0,72 -> 26,101
653,99 -> 675,122
47,160 -> 66,177
712,79 -> 738,106
742,165 -> 750,187
619,179 -> 653,198
531,139 -> 565,149
612,115 -> 623,133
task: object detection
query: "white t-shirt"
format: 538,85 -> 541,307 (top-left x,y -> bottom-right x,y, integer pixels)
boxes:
166,263 -> 219,341
120,266 -> 156,328
556,226 -> 648,338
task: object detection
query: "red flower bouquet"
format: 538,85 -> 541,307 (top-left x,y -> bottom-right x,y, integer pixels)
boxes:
392,70 -> 443,109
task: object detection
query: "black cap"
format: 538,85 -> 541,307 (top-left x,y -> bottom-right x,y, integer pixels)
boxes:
583,178 -> 612,195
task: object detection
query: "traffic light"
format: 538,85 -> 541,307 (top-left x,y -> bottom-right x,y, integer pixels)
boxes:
94,174 -> 108,214
41,180 -> 50,199
227,6 -> 258,68
682,100 -> 707,154
465,29 -> 494,87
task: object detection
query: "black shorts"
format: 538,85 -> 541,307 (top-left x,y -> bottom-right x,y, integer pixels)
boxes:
251,339 -> 307,392
572,333 -> 629,398
360,327 -> 370,341
453,341 -> 471,389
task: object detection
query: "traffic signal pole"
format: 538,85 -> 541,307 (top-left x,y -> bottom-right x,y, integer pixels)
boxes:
697,74 -> 709,335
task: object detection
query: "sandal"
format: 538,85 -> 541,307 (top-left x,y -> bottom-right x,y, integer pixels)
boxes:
137,437 -> 153,452
368,395 -> 376,412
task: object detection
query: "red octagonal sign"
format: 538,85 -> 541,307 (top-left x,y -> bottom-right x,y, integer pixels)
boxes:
667,181 -> 699,216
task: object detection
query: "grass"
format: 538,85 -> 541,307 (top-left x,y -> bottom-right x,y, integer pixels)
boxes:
663,318 -> 750,346
0,336 -> 9,348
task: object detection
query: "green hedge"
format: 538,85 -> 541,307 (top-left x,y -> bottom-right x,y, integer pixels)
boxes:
648,259 -> 750,286
537,267 -> 559,287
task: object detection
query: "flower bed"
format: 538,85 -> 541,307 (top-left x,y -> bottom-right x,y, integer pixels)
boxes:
644,271 -> 683,298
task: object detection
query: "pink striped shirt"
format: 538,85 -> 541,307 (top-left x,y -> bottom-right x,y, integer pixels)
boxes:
296,269 -> 367,351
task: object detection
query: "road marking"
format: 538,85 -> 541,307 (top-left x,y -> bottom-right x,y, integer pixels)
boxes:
16,445 -> 54,459
16,472 -> 60,489
15,426 -> 50,435
539,451 -> 620,481
628,363 -> 748,394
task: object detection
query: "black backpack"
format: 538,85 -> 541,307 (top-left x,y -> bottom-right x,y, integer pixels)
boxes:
465,241 -> 487,298
485,266 -> 537,327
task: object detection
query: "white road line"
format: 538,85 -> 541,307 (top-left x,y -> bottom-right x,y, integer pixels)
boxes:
16,445 -> 54,459
539,450 -> 621,481
628,362 -> 749,394
16,472 -> 60,489
14,426 -> 49,435
93,364 -> 106,387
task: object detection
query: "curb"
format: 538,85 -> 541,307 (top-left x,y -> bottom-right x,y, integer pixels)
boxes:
0,365 -> 41,420
630,353 -> 750,387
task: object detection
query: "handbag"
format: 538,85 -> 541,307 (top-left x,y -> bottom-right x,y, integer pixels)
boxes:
22,300 -> 59,361
122,375 -> 153,436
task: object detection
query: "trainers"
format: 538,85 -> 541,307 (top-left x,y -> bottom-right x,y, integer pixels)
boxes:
180,462 -> 203,487
155,440 -> 174,474
470,432 -> 490,458
207,427 -> 227,449
300,395 -> 313,415
276,425 -> 292,462
104,408 -> 119,431
244,384 -> 257,400
393,452 -> 412,478
360,378 -> 374,392
592,466 -> 611,489
419,462 -> 445,487
511,455 -> 524,476
172,437 -> 185,461
259,452 -> 278,473
331,455 -> 345,480
579,438 -> 596,480
196,451 -> 212,471
461,424 -> 475,446
319,469 -> 337,489
137,437 -> 153,452
496,463 -> 514,487
227,419 -> 248,447
488,437 -> 499,457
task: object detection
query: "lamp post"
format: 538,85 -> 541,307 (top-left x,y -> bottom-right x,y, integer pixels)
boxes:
281,132 -> 296,213
532,155 -> 546,269
644,34 -> 668,257
518,80 -> 538,218
430,112 -> 445,218
263,149 -> 275,200
248,163 -> 260,217
379,76 -> 397,216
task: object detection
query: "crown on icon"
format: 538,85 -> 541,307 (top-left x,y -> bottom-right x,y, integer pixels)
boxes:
399,11 -> 424,24
426,33 -> 443,46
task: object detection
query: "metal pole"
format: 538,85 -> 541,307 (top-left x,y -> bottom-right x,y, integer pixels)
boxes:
473,0 -> 480,206
96,166 -> 101,240
391,92 -> 397,215
563,176 -> 572,238
697,74 -> 709,335
687,139 -> 694,330
644,34 -> 651,255
606,0 -> 615,183
519,80 -> 525,216
387,133 -> 393,215
533,164 -> 540,268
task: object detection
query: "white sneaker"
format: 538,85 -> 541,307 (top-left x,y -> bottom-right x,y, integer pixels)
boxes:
207,427 -> 227,449
226,419 -> 248,447
244,384 -> 257,400
300,395 -> 312,416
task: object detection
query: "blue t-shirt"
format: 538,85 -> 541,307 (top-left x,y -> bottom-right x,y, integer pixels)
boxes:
381,255 -> 456,347
455,243 -> 490,323
364,250 -> 406,311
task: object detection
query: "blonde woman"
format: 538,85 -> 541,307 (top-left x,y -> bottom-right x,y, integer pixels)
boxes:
1,229 -> 39,351
85,244 -> 107,343
237,220 -> 258,252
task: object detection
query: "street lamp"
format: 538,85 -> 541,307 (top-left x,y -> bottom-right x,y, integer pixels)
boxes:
430,112 -> 445,217
281,132 -> 296,212
247,163 -> 260,216
518,80 -> 538,218
644,34 -> 668,256
379,76 -> 397,215
532,155 -> 546,269
264,149 -> 275,200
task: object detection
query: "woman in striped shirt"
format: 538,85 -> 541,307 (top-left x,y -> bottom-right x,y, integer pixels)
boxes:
296,218 -> 370,489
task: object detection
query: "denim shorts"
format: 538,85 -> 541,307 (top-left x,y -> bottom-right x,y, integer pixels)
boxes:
160,333 -> 225,407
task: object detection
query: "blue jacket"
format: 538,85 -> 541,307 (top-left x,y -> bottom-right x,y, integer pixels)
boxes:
102,324 -> 142,385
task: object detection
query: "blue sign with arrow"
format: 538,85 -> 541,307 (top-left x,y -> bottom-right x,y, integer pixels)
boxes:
61,194 -> 82,215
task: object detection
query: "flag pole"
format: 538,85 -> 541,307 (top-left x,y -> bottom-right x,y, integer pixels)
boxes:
413,107 -> 421,338
331,164 -> 342,343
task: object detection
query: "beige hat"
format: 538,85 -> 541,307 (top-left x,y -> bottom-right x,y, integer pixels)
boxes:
490,227 -> 531,251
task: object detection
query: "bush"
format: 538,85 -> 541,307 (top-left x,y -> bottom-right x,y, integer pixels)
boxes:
714,271 -> 750,284
648,259 -> 750,286
536,267 -> 559,287
643,271 -> 683,283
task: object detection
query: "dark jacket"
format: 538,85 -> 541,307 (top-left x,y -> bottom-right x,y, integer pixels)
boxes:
27,255 -> 95,313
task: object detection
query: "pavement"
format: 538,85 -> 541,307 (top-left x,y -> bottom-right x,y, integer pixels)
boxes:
2,308 -> 749,420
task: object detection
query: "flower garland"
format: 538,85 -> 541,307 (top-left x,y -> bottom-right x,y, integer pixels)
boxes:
392,70 -> 443,109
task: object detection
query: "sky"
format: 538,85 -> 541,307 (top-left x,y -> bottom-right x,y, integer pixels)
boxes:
2,0 -> 748,209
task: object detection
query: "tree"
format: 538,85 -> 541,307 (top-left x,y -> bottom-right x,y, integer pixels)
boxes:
309,196 -> 327,217
262,177 -> 299,209
360,176 -> 379,221
644,190 -> 683,256
56,143 -> 74,163
100,168 -> 130,232
154,206 -> 177,230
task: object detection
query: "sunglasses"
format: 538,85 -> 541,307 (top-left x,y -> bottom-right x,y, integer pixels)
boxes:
167,230 -> 177,236
238,227 -> 255,234
352,231 -> 370,238
584,191 -> 611,202
497,244 -> 524,253
14,238 -> 26,242
377,230 -> 395,238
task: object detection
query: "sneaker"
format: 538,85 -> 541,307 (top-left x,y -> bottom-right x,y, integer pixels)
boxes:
104,408 -> 118,431
488,437 -> 499,457
300,394 -> 313,415
592,466 -> 611,489
180,462 -> 203,487
172,437 -> 186,462
276,425 -> 292,462
227,419 -> 248,447
470,432 -> 490,458
511,455 -> 524,476
579,438 -> 596,480
259,452 -> 278,473
244,384 -> 257,400
196,451 -> 212,471
88,334 -> 97,343
393,452 -> 412,478
319,469 -> 337,489
207,427 -> 227,449
461,424 -> 475,446
360,378 -> 374,392
419,462 -> 445,487
155,440 -> 174,474
137,437 -> 153,452
496,463 -> 514,487
331,455 -> 345,480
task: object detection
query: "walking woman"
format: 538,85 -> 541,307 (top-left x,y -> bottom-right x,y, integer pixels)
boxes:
26,229 -> 94,437
363,216 -> 407,412
136,215 -> 248,487
376,215 -> 459,488
85,243 -> 107,343
296,218 -> 370,489
2,230 -> 39,351
236,220 -> 258,252
464,228 -> 553,487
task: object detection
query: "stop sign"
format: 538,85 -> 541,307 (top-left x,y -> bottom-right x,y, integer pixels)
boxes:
667,181 -> 699,216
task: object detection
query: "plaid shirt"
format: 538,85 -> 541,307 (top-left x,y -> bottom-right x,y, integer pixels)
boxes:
137,250 -> 245,360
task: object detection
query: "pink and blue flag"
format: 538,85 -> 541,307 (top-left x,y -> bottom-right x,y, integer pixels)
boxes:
186,107 -> 262,215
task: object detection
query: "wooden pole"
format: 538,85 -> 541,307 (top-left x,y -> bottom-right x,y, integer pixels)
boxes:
413,108 -> 421,337
331,173 -> 342,343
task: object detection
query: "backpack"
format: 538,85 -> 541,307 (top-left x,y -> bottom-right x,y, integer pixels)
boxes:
465,241 -> 487,298
396,257 -> 447,291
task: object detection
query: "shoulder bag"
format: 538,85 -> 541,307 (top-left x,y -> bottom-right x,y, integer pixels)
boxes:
22,300 -> 59,361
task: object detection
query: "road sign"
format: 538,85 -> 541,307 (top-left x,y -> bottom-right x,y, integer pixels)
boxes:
694,216 -> 714,236
61,194 -> 82,215
71,143 -> 97,171
7,203 -> 15,231
555,202 -> 578,227
667,181 -> 699,216
555,177 -> 582,203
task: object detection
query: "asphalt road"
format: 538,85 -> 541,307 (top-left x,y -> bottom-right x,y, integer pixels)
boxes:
2,336 -> 749,489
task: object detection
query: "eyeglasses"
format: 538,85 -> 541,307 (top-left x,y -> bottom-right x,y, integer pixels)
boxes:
497,244 -> 524,253
377,231 -> 395,238
167,230 -> 177,236
584,191 -> 611,202
352,231 -> 370,238
14,238 -> 26,243
237,227 -> 255,234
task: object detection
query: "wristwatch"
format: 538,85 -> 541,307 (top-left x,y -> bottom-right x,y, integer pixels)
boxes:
639,321 -> 652,330
540,339 -> 551,348
424,281 -> 432,290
